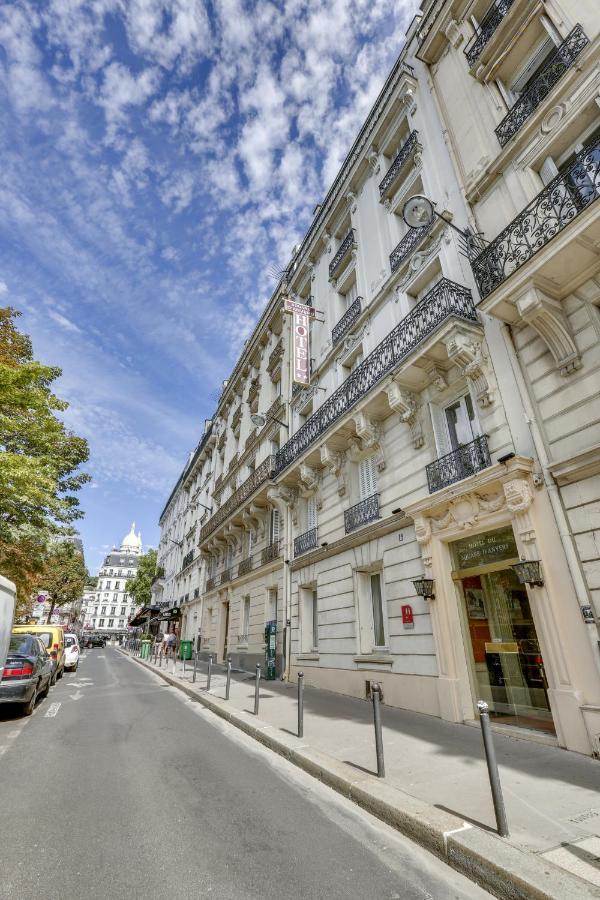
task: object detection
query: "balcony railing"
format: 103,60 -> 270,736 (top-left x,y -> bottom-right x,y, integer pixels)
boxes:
332,297 -> 362,346
275,278 -> 477,474
294,527 -> 318,557
220,567 -> 232,585
231,406 -> 242,433
379,131 -> 419,199
267,341 -> 284,376
200,455 -> 276,542
472,139 -> 600,298
206,576 -> 216,592
344,494 -> 380,533
248,377 -> 259,407
238,557 -> 253,577
390,218 -> 435,274
329,228 -> 356,278
181,549 -> 194,571
261,541 -> 280,565
495,25 -> 589,147
426,435 -> 491,493
464,0 -> 516,68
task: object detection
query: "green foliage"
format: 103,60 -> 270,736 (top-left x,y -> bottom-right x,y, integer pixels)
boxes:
125,548 -> 162,607
34,540 -> 88,623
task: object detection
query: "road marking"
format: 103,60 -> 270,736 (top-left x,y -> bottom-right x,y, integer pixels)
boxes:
44,702 -> 61,717
69,690 -> 84,701
96,654 -> 105,658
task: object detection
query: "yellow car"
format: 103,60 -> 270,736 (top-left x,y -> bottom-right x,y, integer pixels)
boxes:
12,625 -> 65,684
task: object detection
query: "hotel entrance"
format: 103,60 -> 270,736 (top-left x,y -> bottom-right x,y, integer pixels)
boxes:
451,526 -> 555,735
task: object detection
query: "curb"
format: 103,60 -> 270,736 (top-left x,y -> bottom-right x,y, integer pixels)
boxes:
122,651 -> 599,900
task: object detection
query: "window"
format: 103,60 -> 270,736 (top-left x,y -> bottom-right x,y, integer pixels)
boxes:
356,569 -> 387,653
300,587 -> 319,653
98,618 -> 105,627
110,606 -> 116,615
311,590 -> 319,650
241,596 -> 250,640
247,528 -> 254,556
358,454 -> 378,500
270,509 -> 281,545
121,606 -> 126,616
106,581 -> 111,589
119,619 -> 125,628
113,593 -> 118,601
101,606 -> 107,615
94,606 -> 98,615
115,581 -> 120,589
267,588 -> 277,622
370,574 -> 385,648
306,496 -> 317,532
104,592 -> 109,598
108,618 -> 114,628
431,393 -> 480,458
343,281 -> 358,309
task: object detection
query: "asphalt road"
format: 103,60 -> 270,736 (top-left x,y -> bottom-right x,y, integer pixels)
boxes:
0,648 -> 491,900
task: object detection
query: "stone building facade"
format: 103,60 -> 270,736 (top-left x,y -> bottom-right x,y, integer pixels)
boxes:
83,523 -> 142,636
154,0 -> 600,756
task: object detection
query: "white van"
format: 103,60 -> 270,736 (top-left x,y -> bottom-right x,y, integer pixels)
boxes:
0,576 -> 17,684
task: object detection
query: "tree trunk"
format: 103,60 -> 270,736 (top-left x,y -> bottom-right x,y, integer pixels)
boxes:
46,600 -> 56,624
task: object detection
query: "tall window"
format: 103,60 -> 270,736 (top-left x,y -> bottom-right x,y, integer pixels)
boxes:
110,606 -> 116,615
270,509 -> 281,546
370,574 -> 385,648
311,590 -> 319,650
242,596 -> 250,639
430,393 -> 480,458
114,581 -> 120,589
98,618 -> 105,627
267,588 -> 277,622
121,606 -> 126,615
108,618 -> 114,628
358,454 -> 378,500
106,581 -> 111,589
247,528 -> 254,557
306,496 -> 317,532
101,605 -> 107,615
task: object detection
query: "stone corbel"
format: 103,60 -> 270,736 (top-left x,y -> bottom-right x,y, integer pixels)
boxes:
248,503 -> 266,537
350,412 -> 385,471
424,362 -> 447,392
385,382 -> 425,449
414,515 -> 433,571
445,332 -> 494,407
346,191 -> 358,214
503,478 -> 537,547
320,444 -> 347,497
267,485 -> 299,526
367,146 -> 380,176
444,19 -> 463,49
516,285 -> 582,376
299,463 -> 323,510
225,523 -> 243,553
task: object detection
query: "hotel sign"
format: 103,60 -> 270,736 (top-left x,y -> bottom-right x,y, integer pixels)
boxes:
284,299 -> 316,386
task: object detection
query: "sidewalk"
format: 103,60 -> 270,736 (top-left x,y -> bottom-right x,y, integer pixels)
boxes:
128,651 -> 600,896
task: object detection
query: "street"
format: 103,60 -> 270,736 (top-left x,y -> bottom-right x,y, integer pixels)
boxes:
0,648 -> 491,900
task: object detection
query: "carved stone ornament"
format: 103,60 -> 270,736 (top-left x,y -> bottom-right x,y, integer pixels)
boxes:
348,413 -> 385,471
248,502 -> 267,537
267,485 -> 299,526
516,285 -> 582,376
320,444 -> 347,497
424,362 -> 447,392
385,382 -> 425,449
427,490 -> 506,533
299,463 -> 322,509
346,191 -> 358,214
445,332 -> 494,407
502,479 -> 533,514
444,19 -> 463,49
367,146 -> 380,175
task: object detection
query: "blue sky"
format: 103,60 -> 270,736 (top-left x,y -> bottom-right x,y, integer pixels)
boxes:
0,0 -> 418,573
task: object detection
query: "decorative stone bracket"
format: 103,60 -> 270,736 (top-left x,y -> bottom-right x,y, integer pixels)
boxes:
299,463 -> 323,510
267,485 -> 299,527
444,331 -> 494,407
320,444 -> 347,497
516,285 -> 582,376
349,412 -> 386,471
385,382 -> 425,449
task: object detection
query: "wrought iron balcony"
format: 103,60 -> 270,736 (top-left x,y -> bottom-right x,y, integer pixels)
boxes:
231,406 -> 242,433
332,297 -> 362,346
464,0 -> 516,68
248,377 -> 259,407
276,278 -> 477,474
267,340 -> 284,376
426,435 -> 491,493
261,541 -> 280,565
206,576 -> 216,592
344,494 -> 380,533
294,527 -> 318,557
181,549 -> 194,571
200,454 -> 276,543
238,557 -> 253,577
329,228 -> 356,279
220,567 -> 232,585
390,218 -> 435,274
379,131 -> 419,199
495,25 -> 589,147
472,138 -> 600,298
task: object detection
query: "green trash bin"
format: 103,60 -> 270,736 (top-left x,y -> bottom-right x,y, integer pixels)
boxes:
179,640 -> 193,660
140,639 -> 152,660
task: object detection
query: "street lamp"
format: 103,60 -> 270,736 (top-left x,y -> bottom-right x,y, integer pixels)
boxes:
251,412 -> 288,430
402,194 -> 483,256
511,559 -> 544,588
413,577 -> 436,600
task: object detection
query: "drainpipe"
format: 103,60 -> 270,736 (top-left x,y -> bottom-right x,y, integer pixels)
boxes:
501,324 -> 600,670
283,503 -> 293,682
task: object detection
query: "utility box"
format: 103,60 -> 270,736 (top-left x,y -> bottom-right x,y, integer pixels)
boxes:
0,576 -> 16,684
264,620 -> 277,680
179,640 -> 193,660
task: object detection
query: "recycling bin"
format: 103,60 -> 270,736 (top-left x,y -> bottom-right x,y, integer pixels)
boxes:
140,639 -> 152,660
179,640 -> 193,660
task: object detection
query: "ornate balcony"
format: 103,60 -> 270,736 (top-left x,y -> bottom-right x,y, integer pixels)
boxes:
275,278 -> 477,474
390,219 -> 435,274
379,131 -> 419,200
495,26 -> 589,148
332,297 -> 362,346
294,527 -> 318,557
344,494 -> 380,533
426,435 -> 491,493
472,139 -> 600,298
181,549 -> 194,571
220,567 -> 232,585
231,406 -> 242,434
200,454 -> 276,543
238,557 -> 253,577
206,576 -> 216,592
248,377 -> 259,408
464,0 -> 516,69
261,541 -> 280,565
267,341 -> 284,377
329,228 -> 356,279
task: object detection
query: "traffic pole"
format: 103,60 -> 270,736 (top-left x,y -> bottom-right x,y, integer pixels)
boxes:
477,701 -> 509,836
192,651 -> 197,683
225,658 -> 232,700
297,672 -> 304,738
207,654 -> 213,691
254,664 -> 261,715
371,683 -> 385,778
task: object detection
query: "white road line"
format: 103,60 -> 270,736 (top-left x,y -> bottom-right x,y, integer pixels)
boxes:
69,690 -> 84,701
44,702 -> 61,717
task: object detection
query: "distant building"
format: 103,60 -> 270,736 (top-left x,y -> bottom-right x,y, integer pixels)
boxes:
82,523 -> 142,636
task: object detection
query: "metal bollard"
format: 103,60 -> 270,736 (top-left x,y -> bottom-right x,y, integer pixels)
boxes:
183,655 -> 186,675
254,664 -> 261,715
297,672 -> 304,739
371,683 -> 385,778
171,649 -> 176,674
192,651 -> 197,683
477,701 -> 509,837
158,650 -> 162,668
225,658 -> 232,700
207,654 -> 213,691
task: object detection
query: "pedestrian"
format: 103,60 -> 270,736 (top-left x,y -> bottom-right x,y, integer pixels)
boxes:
167,631 -> 177,658
161,631 -> 170,659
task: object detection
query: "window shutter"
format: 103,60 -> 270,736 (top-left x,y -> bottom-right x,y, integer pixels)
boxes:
359,455 -> 378,499
540,156 -> 559,186
271,509 -> 281,544
247,529 -> 254,554
429,402 -> 452,458
345,282 -> 358,308
307,496 -> 317,530
510,36 -> 555,95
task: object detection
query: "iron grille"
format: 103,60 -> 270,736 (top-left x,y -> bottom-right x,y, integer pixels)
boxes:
390,218 -> 435,273
332,297 -> 362,345
329,228 -> 356,278
344,494 -> 380,533
472,138 -> 600,298
238,557 -> 253,577
379,131 -> 419,198
200,455 -> 276,543
464,0 -> 516,68
495,25 -> 589,147
220,567 -> 232,585
181,549 -> 194,570
261,541 -> 280,565
426,435 -> 491,493
206,577 -> 216,591
275,278 -> 476,474
294,527 -> 318,557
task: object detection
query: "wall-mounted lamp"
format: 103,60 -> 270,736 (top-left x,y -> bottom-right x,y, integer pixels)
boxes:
497,452 -> 515,464
391,507 -> 404,515
169,539 -> 183,548
511,559 -> 544,587
251,411 -> 289,430
402,194 -> 484,258
413,577 -> 435,600
320,542 -> 329,548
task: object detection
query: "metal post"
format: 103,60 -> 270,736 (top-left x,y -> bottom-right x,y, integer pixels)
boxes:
192,651 -> 197,683
158,650 -> 162,668
207,654 -> 212,691
171,648 -> 176,674
371,683 -> 385,778
297,672 -> 304,739
225,658 -> 232,700
254,663 -> 261,715
477,701 -> 509,837
183,655 -> 186,675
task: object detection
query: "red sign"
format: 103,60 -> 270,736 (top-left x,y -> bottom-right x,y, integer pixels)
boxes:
401,604 -> 414,626
292,306 -> 311,385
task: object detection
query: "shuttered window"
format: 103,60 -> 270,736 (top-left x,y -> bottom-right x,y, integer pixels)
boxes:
307,496 -> 317,530
509,36 -> 555,97
270,509 -> 281,544
359,454 -> 378,500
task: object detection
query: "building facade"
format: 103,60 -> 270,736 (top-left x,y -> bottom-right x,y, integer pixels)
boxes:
153,0 -> 600,756
83,523 -> 142,637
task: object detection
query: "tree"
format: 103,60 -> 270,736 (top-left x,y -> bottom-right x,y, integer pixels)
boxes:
126,549 -> 162,607
0,308 -> 90,610
32,541 -> 88,624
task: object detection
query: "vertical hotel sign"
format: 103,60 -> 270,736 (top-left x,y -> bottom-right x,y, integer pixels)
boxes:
284,299 -> 316,385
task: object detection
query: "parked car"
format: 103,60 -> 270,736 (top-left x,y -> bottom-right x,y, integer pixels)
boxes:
0,633 -> 53,715
12,625 -> 66,684
63,634 -> 80,671
83,633 -> 105,649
